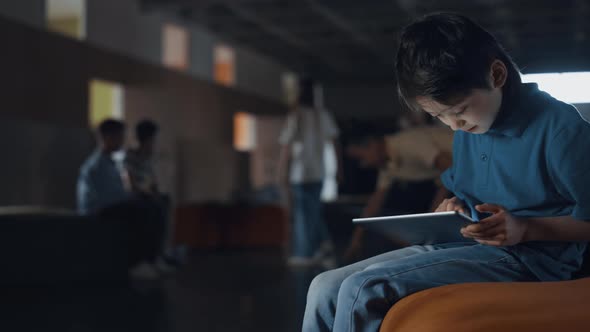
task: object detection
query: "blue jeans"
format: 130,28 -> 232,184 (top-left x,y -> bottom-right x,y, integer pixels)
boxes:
303,242 -> 539,332
291,182 -> 329,258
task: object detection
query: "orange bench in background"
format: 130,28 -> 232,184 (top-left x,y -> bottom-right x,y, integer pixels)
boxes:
174,203 -> 287,250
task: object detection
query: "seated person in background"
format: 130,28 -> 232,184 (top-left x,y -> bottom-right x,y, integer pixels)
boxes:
124,119 -> 183,266
344,124 -> 453,261
124,119 -> 162,197
77,119 -> 170,280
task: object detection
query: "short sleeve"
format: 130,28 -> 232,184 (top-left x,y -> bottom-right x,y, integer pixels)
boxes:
279,112 -> 298,145
376,164 -> 397,190
77,166 -> 99,215
320,110 -> 339,139
416,127 -> 454,168
415,138 -> 440,168
547,120 -> 590,220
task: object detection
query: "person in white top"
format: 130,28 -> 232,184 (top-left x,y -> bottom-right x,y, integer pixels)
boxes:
278,78 -> 343,267
344,123 -> 454,261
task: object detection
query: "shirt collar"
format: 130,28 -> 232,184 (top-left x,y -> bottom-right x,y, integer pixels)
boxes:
94,149 -> 115,164
487,83 -> 539,137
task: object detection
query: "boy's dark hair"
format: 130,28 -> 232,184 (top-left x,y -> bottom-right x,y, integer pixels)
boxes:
395,13 -> 522,111
98,119 -> 125,138
344,122 -> 397,147
136,119 -> 159,143
298,77 -> 315,107
346,131 -> 382,147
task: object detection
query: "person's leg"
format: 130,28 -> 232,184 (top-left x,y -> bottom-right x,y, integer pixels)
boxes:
99,200 -> 151,267
155,194 -> 186,265
331,244 -> 538,332
153,194 -> 171,252
303,244 -> 443,332
291,184 -> 314,258
136,197 -> 167,263
306,182 -> 330,255
107,198 -> 166,263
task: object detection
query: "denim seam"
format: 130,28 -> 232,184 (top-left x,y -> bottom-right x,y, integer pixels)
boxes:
347,258 -> 460,331
346,254 -> 520,330
487,253 -> 524,266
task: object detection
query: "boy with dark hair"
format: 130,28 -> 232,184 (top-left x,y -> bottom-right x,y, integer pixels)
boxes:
78,119 -> 129,215
125,119 -> 160,195
124,119 -> 183,267
303,13 -> 590,331
136,119 -> 158,143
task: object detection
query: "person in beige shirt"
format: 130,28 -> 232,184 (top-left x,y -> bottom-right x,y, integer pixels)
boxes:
344,124 -> 454,260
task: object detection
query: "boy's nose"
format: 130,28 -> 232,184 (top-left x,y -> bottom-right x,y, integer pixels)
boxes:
450,119 -> 467,131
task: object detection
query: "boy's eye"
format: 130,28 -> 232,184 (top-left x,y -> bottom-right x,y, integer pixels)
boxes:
455,106 -> 467,116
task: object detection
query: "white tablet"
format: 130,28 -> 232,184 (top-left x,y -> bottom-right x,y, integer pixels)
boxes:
353,211 -> 476,245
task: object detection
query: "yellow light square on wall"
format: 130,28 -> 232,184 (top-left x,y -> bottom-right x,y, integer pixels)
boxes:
162,23 -> 190,71
214,44 -> 235,87
88,79 -> 124,128
46,0 -> 86,40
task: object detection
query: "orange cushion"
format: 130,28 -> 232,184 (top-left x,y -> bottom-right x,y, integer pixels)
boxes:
174,204 -> 287,249
380,278 -> 590,332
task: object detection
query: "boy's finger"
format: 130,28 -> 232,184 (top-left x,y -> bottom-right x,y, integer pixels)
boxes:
475,238 -> 502,246
448,204 -> 460,211
474,232 -> 507,244
465,217 -> 502,232
475,203 -> 503,214
455,208 -> 467,215
469,224 -> 504,239
445,199 -> 457,211
478,212 -> 506,225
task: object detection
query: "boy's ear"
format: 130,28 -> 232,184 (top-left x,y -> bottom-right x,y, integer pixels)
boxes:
490,59 -> 508,89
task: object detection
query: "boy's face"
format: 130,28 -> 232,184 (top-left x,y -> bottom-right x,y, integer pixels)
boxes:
416,88 -> 501,134
103,132 -> 125,152
141,136 -> 156,155
416,60 -> 507,134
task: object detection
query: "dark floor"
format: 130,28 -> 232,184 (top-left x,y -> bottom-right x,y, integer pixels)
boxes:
0,250 -> 322,332
0,202 -> 388,332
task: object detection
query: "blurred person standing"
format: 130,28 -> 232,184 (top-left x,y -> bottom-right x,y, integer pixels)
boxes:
278,78 -> 343,267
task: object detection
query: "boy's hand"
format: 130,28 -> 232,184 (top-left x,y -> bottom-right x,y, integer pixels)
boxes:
461,203 -> 528,246
435,197 -> 467,214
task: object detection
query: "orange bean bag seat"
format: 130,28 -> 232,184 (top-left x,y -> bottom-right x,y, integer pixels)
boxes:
380,277 -> 590,332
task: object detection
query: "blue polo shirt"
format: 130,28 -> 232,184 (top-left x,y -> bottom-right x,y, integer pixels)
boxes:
77,150 -> 130,215
442,83 -> 590,281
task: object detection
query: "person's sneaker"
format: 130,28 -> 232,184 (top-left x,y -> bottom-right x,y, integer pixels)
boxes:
164,245 -> 188,267
320,257 -> 338,270
129,262 -> 160,280
313,240 -> 335,259
155,257 -> 177,274
287,256 -> 319,268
